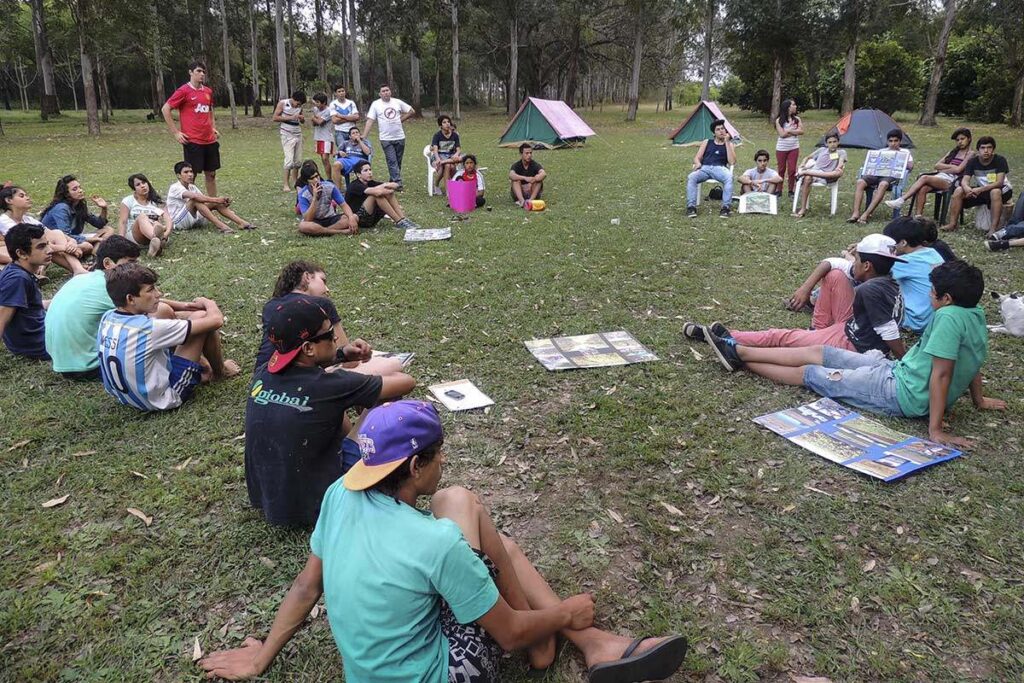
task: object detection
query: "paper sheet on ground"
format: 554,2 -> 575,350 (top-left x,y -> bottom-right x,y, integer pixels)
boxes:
753,398 -> 961,482
371,350 -> 416,367
738,192 -> 777,215
405,228 -> 452,242
429,380 -> 494,411
524,330 -> 658,371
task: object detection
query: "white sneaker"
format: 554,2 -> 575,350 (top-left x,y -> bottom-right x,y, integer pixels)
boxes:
885,198 -> 905,209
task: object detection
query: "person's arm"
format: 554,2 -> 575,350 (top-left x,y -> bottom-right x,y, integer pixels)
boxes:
199,555 -> 324,681
180,188 -> 221,205
311,109 -> 327,125
299,186 -> 319,221
787,260 -> 834,310
0,306 -> 14,343
791,117 -> 803,135
210,106 -> 219,140
91,196 -> 109,223
774,119 -> 786,136
356,139 -> 371,156
399,102 -> 415,122
160,207 -> 173,234
362,106 -> 376,137
364,184 -> 391,197
725,141 -> 737,166
883,336 -> 907,359
508,165 -> 523,182
969,372 -> 1006,411
378,372 -> 417,399
271,100 -> 290,124
476,593 -> 594,653
188,297 -> 225,335
340,337 -> 371,361
977,172 -> 1005,194
532,167 -> 547,183
161,96 -> 188,144
927,356 -> 970,448
162,298 -> 204,312
117,202 -> 129,237
692,141 -> 707,170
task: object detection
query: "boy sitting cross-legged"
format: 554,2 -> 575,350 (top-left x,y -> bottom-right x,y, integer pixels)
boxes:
166,161 -> 255,233
696,260 -> 1005,448
97,262 -> 240,411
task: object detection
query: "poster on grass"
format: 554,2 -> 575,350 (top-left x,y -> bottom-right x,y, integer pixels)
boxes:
753,398 -> 961,482
524,330 -> 658,371
405,227 -> 452,241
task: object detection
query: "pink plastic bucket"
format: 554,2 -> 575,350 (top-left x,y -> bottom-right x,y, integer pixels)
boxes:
448,179 -> 477,214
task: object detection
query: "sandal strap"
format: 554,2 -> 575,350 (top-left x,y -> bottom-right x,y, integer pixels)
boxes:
620,637 -> 646,659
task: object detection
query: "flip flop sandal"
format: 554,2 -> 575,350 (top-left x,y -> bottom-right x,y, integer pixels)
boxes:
845,217 -> 859,224
587,635 -> 688,683
241,223 -> 257,230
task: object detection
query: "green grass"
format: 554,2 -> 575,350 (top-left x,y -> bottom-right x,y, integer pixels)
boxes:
1,104 -> 1023,682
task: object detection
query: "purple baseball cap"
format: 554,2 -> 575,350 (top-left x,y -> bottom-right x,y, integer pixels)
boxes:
344,400 -> 444,491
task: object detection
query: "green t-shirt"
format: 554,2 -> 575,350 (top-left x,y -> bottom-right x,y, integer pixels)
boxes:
894,305 -> 988,417
44,271 -> 114,372
310,483 -> 500,683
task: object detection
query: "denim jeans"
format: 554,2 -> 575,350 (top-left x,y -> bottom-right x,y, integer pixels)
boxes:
380,139 -> 406,185
333,128 -> 351,150
803,347 -> 903,417
686,165 -> 733,208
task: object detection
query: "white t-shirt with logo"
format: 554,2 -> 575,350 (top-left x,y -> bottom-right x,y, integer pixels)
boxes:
366,98 -> 412,141
329,98 -> 359,133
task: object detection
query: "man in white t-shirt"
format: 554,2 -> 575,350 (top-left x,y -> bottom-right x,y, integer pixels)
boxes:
738,149 -> 783,195
166,162 -> 255,233
363,85 -> 415,189
328,85 -> 360,149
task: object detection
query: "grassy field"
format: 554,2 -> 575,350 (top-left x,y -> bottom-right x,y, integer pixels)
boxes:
1,103 -> 1022,683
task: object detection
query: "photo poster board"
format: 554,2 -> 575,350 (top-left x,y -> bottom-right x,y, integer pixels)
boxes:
752,398 -> 962,482
738,192 -> 778,215
861,149 -> 911,180
405,227 -> 452,242
371,350 -> 416,368
524,330 -> 659,371
428,379 -> 494,411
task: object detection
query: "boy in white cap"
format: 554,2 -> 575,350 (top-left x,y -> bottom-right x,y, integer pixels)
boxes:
202,400 -> 689,683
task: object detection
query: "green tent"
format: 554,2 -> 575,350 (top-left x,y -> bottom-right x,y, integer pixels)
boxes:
669,100 -> 741,146
499,97 -> 596,149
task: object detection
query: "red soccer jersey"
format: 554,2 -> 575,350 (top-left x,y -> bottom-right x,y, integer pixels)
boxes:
166,83 -> 216,145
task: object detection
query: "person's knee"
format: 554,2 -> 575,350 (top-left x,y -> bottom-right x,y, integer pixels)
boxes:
500,533 -> 524,559
433,485 -> 480,512
154,302 -> 176,319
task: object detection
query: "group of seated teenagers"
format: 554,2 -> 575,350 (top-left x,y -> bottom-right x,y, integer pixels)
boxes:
684,215 -> 1006,449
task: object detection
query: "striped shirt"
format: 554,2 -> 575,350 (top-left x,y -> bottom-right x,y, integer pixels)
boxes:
775,118 -> 801,152
279,99 -> 303,135
97,310 -> 191,411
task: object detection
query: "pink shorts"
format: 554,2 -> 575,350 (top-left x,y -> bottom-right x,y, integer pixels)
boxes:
316,140 -> 333,155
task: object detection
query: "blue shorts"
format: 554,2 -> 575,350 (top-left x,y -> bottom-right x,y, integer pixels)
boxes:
168,355 -> 204,404
338,156 -> 368,175
803,347 -> 904,417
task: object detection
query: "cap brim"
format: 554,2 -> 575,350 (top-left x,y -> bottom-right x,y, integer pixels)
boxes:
268,347 -> 301,373
344,458 -> 409,491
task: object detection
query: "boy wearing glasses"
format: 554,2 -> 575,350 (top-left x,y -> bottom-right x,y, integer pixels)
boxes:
245,298 -> 416,527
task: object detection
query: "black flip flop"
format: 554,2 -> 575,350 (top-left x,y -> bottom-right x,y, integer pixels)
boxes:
588,635 -> 688,683
845,217 -> 859,224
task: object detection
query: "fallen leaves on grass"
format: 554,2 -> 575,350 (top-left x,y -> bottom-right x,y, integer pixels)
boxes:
259,556 -> 277,569
360,241 -> 371,250
309,604 -> 321,619
606,509 -> 624,524
791,676 -> 834,683
803,484 -> 833,497
862,559 -> 877,572
131,471 -> 148,479
689,347 -> 704,361
41,494 -> 70,508
126,508 -> 153,527
659,501 -> 684,517
71,450 -> 97,458
7,439 -> 31,451
173,457 -> 193,471
192,637 -> 203,662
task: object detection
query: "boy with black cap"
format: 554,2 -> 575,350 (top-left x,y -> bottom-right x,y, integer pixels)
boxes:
694,261 -> 1005,448
245,297 -> 415,528
204,399 -> 689,682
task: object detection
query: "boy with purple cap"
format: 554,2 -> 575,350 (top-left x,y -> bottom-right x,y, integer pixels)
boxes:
685,233 -> 907,358
245,297 -> 415,528
691,261 -> 1005,448
203,399 -> 689,683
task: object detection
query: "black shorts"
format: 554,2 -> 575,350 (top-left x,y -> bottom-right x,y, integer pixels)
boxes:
510,182 -> 542,201
861,175 -> 897,188
61,368 -> 101,382
313,214 -> 344,228
356,205 -> 385,228
442,550 -> 501,683
183,142 -> 221,173
964,188 -> 1012,209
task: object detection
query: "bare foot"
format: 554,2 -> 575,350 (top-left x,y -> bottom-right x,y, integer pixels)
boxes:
217,225 -> 236,234
939,224 -> 957,232
527,635 -> 557,671
217,359 -> 241,379
584,635 -> 671,669
148,237 -> 162,257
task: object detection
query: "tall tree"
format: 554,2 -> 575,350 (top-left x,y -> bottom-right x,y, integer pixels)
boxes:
451,0 -> 460,118
919,0 -> 956,125
274,0 -> 287,97
313,0 -> 327,82
150,2 -> 166,113
700,0 -> 714,100
507,12 -> 518,116
73,0 -> 100,135
248,0 -> 262,115
28,0 -> 59,118
348,0 -> 361,104
626,12 -> 644,120
217,0 -> 238,128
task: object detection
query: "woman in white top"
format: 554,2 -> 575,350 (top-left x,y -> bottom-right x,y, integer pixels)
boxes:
0,185 -> 87,277
774,98 -> 804,196
118,173 -> 172,257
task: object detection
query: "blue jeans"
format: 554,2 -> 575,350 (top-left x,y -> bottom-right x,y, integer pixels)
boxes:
803,347 -> 903,417
333,129 -> 351,149
994,222 -> 1024,240
380,139 -> 406,185
686,165 -> 733,208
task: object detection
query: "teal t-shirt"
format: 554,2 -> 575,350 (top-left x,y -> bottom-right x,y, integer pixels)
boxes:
891,247 -> 944,332
44,271 -> 114,372
310,483 -> 500,683
894,305 -> 988,417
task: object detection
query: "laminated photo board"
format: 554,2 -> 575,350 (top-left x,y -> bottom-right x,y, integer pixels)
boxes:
405,228 -> 452,242
429,380 -> 494,411
738,192 -> 777,215
524,330 -> 658,371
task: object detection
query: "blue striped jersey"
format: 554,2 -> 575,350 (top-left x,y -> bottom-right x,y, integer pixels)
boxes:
97,310 -> 191,411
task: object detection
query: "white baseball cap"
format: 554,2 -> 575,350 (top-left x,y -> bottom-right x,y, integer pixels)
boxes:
855,234 -> 907,262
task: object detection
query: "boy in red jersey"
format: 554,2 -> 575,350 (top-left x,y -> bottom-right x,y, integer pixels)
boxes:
162,61 -> 221,197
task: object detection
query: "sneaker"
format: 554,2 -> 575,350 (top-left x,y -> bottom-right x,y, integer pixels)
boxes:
719,206 -> 731,218
682,322 -> 707,342
987,239 -> 1010,252
884,197 -> 905,209
395,218 -> 413,230
707,332 -> 743,372
686,206 -> 698,219
709,321 -> 731,339
406,219 -> 422,229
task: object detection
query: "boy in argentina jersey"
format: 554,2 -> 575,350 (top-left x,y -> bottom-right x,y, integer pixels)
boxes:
97,262 -> 240,411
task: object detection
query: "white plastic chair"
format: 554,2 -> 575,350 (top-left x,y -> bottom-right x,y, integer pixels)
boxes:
792,176 -> 840,216
694,165 -> 734,206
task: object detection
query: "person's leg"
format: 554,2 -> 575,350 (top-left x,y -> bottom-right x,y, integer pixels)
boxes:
940,187 -> 965,230
775,151 -> 787,194
811,269 -> 856,329
797,178 -> 815,214
191,199 -> 234,232
849,179 -> 868,220
511,180 -> 526,204
370,194 -> 405,222
713,167 -> 733,207
527,180 -> 543,200
392,139 -> 405,185
212,204 -> 251,228
131,215 -> 157,244
911,176 -> 949,216
729,322 -> 851,350
988,189 -> 1005,236
298,215 -> 351,236
1011,193 -> 1024,224
173,309 -> 239,380
204,171 -> 217,198
860,179 -> 890,222
786,149 -> 799,193
281,133 -> 293,190
685,169 -> 710,208
381,140 -> 400,184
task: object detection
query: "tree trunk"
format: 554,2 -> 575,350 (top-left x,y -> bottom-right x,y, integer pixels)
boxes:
97,56 -> 111,122
1012,69 -> 1024,127
314,0 -> 327,82
197,0 -> 209,67
248,0 -> 261,116
217,0 -> 238,129
410,51 -> 422,110
770,53 -> 782,124
29,0 -> 59,118
700,0 -> 713,100
841,38 -> 857,114
385,39 -> 394,87
434,34 -> 441,117
626,16 -> 643,121
348,0 -> 362,105
79,39 -> 100,134
919,0 -> 957,125
287,0 -> 296,91
274,0 -> 288,98
451,0 -> 460,119
507,15 -> 518,116
151,3 -> 166,113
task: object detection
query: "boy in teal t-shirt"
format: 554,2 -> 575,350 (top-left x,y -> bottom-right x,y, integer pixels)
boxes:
884,216 -> 947,332
200,401 -> 689,682
700,260 -> 1005,448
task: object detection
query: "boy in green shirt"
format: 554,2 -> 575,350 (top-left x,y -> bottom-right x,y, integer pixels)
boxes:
201,400 -> 688,682
699,260 -> 1005,448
